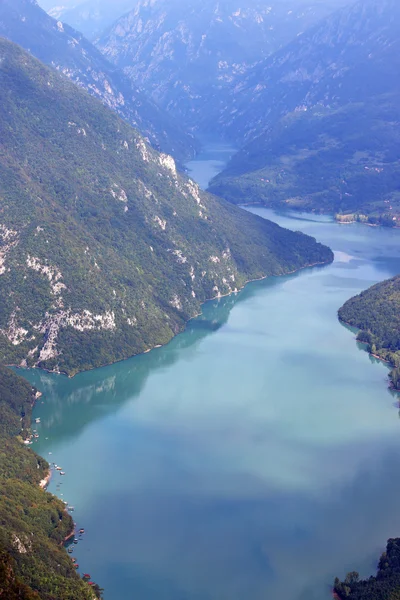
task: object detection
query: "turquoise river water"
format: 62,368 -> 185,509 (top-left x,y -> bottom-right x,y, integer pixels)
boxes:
22,142 -> 400,600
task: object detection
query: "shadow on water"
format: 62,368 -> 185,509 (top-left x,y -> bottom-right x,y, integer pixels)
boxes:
20,268 -> 321,446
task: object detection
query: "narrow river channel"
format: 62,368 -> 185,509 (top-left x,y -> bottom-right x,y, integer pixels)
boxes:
23,141 -> 400,600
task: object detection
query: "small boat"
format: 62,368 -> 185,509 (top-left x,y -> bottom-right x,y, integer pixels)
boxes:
60,471 -> 65,475
56,466 -> 62,471
83,574 -> 90,579
35,418 -> 41,423
79,528 -> 85,534
68,506 -> 75,511
74,564 -> 79,569
68,548 -> 73,554
73,538 -> 78,544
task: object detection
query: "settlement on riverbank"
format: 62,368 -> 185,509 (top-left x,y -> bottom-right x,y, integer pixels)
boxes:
0,365 -> 100,599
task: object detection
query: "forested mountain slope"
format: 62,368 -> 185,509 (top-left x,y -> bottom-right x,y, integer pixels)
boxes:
0,37 -> 332,376
334,538 -> 400,600
96,0 -> 349,131
209,0 -> 400,221
0,366 -> 99,599
339,276 -> 400,389
0,0 -> 198,162
209,93 -> 400,223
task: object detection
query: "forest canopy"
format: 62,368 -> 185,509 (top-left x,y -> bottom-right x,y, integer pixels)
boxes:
338,275 -> 400,389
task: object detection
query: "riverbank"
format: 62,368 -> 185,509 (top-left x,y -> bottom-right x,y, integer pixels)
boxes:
13,256 -> 333,381
338,275 -> 400,392
339,317 -> 397,387
0,366 -> 97,599
239,202 -> 399,230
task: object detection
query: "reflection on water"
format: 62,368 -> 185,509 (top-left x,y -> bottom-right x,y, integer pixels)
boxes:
20,208 -> 400,600
22,293 -> 242,443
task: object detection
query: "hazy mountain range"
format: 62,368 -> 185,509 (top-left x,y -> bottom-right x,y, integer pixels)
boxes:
209,0 -> 400,222
97,0 -> 351,131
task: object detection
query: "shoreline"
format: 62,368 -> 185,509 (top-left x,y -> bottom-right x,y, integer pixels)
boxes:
62,529 -> 75,547
13,257 -> 332,380
238,203 -> 399,229
338,317 -> 400,391
23,255 -> 331,588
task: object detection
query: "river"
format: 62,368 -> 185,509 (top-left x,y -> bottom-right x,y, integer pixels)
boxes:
24,141 -> 400,600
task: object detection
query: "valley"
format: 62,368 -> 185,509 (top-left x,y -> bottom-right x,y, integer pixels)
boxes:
1,0 -> 400,598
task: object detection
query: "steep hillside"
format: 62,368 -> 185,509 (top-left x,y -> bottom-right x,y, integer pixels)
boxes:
97,0 -> 349,130
0,366 -> 99,599
0,37 -> 332,376
339,276 -> 400,389
209,0 -> 400,220
0,0 -> 198,162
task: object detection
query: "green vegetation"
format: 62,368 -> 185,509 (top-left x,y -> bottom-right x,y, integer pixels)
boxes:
338,276 -> 400,389
0,366 -> 100,599
209,96 -> 400,225
0,36 -> 332,376
334,538 -> 400,600
0,0 -> 199,163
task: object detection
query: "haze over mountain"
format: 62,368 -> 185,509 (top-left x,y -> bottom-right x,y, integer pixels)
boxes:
209,0 -> 400,222
97,0 -> 350,131
0,0 -> 198,162
47,0 -> 134,40
1,0 -> 399,598
0,36 -> 332,376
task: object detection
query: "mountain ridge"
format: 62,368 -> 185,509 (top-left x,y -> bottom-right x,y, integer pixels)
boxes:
216,0 -> 400,143
96,0 -> 350,132
208,0 -> 400,221
0,0 -> 198,162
